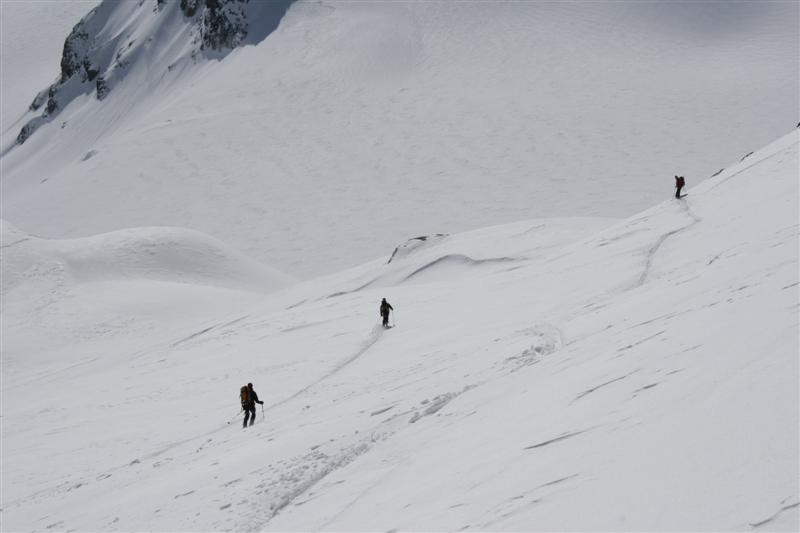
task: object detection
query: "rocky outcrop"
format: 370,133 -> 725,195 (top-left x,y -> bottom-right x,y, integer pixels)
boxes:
180,0 -> 201,18
199,0 -> 249,51
59,22 -> 92,83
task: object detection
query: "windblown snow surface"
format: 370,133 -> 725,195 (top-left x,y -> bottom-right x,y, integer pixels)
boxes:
2,130 -> 797,530
1,0 -> 798,277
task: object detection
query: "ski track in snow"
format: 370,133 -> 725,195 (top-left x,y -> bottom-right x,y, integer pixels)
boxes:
171,315 -> 249,347
749,499 -> 800,529
708,142 -> 793,192
524,429 -> 592,450
635,199 -> 703,287
252,380 -> 486,529
243,326 -> 556,528
570,369 -> 640,404
267,325 -> 386,410
251,320 -> 572,528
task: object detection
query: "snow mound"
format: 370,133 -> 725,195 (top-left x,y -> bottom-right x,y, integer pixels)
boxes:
1,222 -> 294,362
321,217 -> 613,293
387,234 -> 448,263
1,222 -> 293,295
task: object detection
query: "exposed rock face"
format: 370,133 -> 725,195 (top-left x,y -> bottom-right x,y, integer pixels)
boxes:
199,0 -> 249,51
180,0 -> 201,17
15,0 -> 264,146
95,76 -> 109,100
59,22 -> 92,83
28,89 -> 48,111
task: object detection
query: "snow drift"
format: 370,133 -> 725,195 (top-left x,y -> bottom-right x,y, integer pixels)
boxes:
1,222 -> 293,369
1,221 -> 292,293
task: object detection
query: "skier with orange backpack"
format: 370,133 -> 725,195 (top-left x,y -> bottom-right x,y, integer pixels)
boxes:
240,382 -> 264,428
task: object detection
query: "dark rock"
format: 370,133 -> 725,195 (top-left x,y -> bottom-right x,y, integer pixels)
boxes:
200,0 -> 250,51
45,97 -> 58,115
29,89 -> 49,111
16,117 -> 46,145
180,0 -> 201,17
16,123 -> 33,144
96,76 -> 109,100
60,23 -> 90,82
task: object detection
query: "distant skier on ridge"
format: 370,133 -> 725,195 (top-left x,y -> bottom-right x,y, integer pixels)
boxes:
240,382 -> 264,428
675,175 -> 686,198
379,298 -> 394,328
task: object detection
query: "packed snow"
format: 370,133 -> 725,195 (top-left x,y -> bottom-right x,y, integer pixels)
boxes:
2,130 -> 797,530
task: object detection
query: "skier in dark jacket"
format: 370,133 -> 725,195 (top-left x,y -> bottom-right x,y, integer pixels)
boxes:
379,298 -> 394,328
242,382 -> 264,428
675,175 -> 686,198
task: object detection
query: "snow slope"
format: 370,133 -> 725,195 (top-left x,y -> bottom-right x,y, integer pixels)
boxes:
2,131 -> 797,530
1,0 -> 798,277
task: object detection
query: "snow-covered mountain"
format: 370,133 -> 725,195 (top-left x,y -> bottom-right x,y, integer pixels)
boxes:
1,0 -> 797,277
1,1 -> 798,530
2,128 -> 797,530
6,0 -> 293,146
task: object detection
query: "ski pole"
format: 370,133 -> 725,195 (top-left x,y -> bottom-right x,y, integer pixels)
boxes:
226,409 -> 243,425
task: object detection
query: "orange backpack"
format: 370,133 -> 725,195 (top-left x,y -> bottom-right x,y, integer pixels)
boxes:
240,385 -> 250,408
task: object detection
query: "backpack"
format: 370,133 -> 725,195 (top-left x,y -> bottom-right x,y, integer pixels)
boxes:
240,385 -> 250,408
677,176 -> 685,187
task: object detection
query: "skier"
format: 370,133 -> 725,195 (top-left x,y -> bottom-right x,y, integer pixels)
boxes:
675,175 -> 686,198
379,298 -> 394,328
240,382 -> 264,428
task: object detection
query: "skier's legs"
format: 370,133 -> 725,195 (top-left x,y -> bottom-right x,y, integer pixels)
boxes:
248,406 -> 256,426
243,409 -> 250,428
382,313 -> 389,327
676,186 -> 683,198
